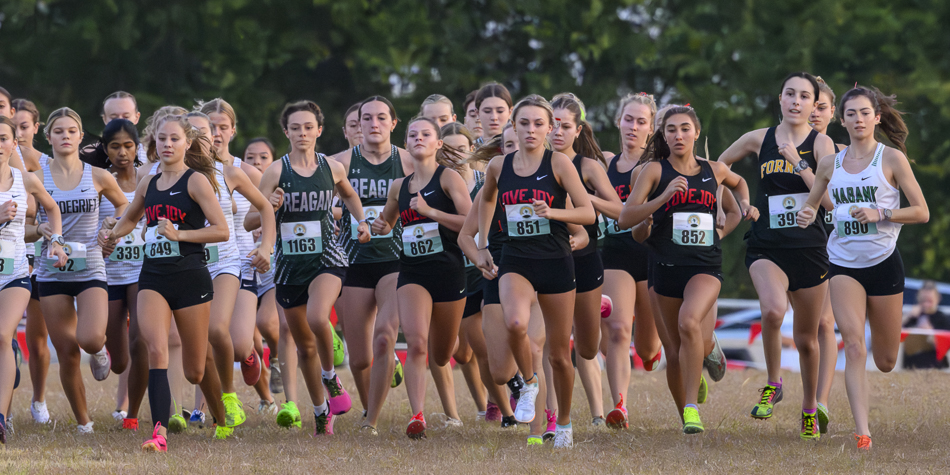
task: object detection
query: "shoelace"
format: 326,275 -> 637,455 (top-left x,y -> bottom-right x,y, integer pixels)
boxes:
758,386 -> 777,405
315,410 -> 329,432
546,410 -> 556,424
802,414 -> 817,434
324,377 -> 343,397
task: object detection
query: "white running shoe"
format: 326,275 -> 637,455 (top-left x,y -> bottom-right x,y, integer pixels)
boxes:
30,400 -> 50,424
77,421 -> 94,434
112,410 -> 127,422
514,376 -> 539,423
445,417 -> 463,428
703,333 -> 727,382
89,348 -> 111,381
553,424 -> 574,448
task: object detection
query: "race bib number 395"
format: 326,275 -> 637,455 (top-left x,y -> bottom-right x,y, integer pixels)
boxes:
768,193 -> 809,229
672,212 -> 714,246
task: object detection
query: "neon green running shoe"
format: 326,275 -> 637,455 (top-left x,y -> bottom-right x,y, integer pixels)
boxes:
816,403 -> 829,434
221,393 -> 246,428
683,406 -> 704,434
391,352 -> 404,389
751,383 -> 783,419
527,435 -> 544,447
214,425 -> 234,440
332,326 -> 345,366
800,411 -> 820,441
697,375 -> 708,404
167,414 -> 187,434
276,401 -> 302,428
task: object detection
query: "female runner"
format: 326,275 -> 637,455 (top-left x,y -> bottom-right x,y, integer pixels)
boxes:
462,90 -> 484,145
476,95 -> 596,448
476,83 -> 512,140
620,105 -> 757,434
342,103 -> 363,149
100,113 -> 234,452
330,95 -> 413,431
420,95 -> 457,128
719,73 -> 836,439
796,86 -> 928,450
0,116 -> 67,443
372,116 -> 472,438
259,101 -> 368,435
36,108 -> 129,433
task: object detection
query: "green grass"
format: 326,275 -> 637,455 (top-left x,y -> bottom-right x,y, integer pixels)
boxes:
3,364 -> 949,474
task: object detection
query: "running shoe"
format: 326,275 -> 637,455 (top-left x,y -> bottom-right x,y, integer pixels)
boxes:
12,339 -> 21,389
800,411 -> 820,441
123,418 -> 139,430
30,400 -> 49,424
600,295 -> 613,319
221,393 -> 246,427
750,382 -> 783,419
322,374 -> 352,415
542,409 -> 556,441
592,416 -> 605,426
527,435 -> 544,447
703,333 -> 727,382
553,424 -> 574,448
89,348 -> 111,381
485,402 -> 502,422
406,411 -> 426,439
77,421 -> 95,434
269,357 -> 283,394
332,326 -> 345,366
816,403 -> 830,434
276,401 -> 302,428
189,409 -> 206,428
445,417 -> 463,428
682,407 -> 704,434
501,415 -> 518,428
391,352 -> 404,388
854,433 -> 872,451
644,350 -> 662,372
605,395 -> 628,430
698,375 -> 708,404
112,410 -> 128,422
214,425 -> 234,440
258,400 -> 278,415
361,424 -> 379,436
314,407 -> 334,436
168,414 -> 187,434
507,373 -> 525,412
514,374 -> 538,423
241,352 -> 262,386
141,422 -> 168,453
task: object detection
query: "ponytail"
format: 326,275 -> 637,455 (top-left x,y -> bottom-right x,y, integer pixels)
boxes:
838,86 -> 908,154
157,115 -> 221,195
468,123 -> 510,166
550,93 -> 605,167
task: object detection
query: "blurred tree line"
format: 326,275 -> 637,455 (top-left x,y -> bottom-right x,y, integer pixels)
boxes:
1,0 -> 948,296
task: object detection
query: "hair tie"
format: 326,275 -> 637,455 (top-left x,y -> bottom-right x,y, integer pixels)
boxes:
579,107 -> 586,122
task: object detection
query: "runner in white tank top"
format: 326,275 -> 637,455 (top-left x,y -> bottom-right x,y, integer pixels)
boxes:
796,86 -> 929,450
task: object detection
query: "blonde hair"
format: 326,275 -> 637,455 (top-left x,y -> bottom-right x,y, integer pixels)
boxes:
43,107 -> 83,137
197,98 -> 237,127
511,94 -> 553,125
438,122 -> 476,171
144,105 -> 189,163
156,114 -> 221,194
615,92 -> 657,124
420,94 -> 455,116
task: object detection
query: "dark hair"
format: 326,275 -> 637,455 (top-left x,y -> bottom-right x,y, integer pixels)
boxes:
359,95 -> 398,121
838,86 -> 908,154
344,102 -> 361,121
463,90 -> 479,111
280,100 -> 324,130
0,87 -> 11,104
780,72 -> 820,103
245,137 -> 275,157
643,106 -> 702,162
475,83 -> 513,109
102,91 -> 139,113
102,118 -> 140,147
550,93 -> 606,167
11,99 -> 40,125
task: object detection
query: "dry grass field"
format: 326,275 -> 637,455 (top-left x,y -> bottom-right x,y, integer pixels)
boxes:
2,363 -> 949,474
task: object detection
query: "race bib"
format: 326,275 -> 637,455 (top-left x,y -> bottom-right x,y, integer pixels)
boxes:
824,209 -> 834,225
0,239 -> 15,275
109,226 -> 145,262
144,225 -> 181,258
672,212 -> 714,246
48,241 -> 87,272
402,222 -> 443,257
604,216 -> 628,236
351,205 -> 392,240
281,221 -> 323,255
768,193 -> 809,229
464,232 -> 481,268
835,205 -> 878,238
33,239 -> 42,256
506,204 -> 550,237
204,244 -> 219,264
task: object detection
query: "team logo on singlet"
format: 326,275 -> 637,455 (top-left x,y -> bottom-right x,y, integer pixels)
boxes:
413,226 -> 425,240
520,206 -> 533,219
63,243 -> 73,256
688,214 -> 701,228
783,196 -> 797,210
293,224 -> 307,237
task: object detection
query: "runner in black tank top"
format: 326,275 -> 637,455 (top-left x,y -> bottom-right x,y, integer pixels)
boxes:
621,105 -> 757,436
476,96 -> 596,448
718,73 -> 837,437
101,114 -> 231,452
373,117 -> 472,439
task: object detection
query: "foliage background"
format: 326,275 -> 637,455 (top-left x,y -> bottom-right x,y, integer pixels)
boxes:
1,0 -> 947,296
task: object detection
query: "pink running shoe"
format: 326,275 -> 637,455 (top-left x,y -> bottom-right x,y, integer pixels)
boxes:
542,409 -> 556,441
601,295 -> 613,319
485,402 -> 502,422
141,422 -> 167,452
322,374 -> 352,415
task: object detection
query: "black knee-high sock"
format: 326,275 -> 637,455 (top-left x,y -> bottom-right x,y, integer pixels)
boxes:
148,369 -> 171,428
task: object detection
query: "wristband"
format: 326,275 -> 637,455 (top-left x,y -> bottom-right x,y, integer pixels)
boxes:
883,208 -> 892,221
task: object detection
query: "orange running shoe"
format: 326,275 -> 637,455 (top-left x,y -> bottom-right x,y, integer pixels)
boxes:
406,411 -> 426,439
854,433 -> 872,450
605,394 -> 628,430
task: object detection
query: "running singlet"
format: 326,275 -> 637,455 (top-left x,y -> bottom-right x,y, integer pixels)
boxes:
464,171 -> 485,288
101,189 -> 144,285
204,161 -> 239,269
340,145 -> 404,264
274,154 -> 347,285
822,143 -> 841,235
37,162 -> 106,282
745,127 -> 827,249
646,159 -> 720,266
142,169 -> 207,272
571,155 -> 599,257
826,144 -> 901,268
398,166 -> 462,267
603,157 -> 647,251
0,168 -> 29,283
497,151 -> 570,258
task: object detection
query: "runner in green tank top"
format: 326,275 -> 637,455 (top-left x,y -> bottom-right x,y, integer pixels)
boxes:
328,96 -> 414,434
